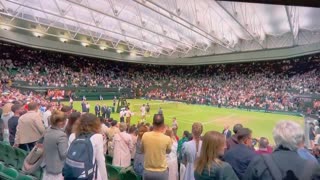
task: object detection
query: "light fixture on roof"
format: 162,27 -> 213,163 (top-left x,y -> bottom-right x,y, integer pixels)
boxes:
59,38 -> 68,43
130,50 -> 136,56
33,32 -> 43,38
0,25 -> 11,30
100,46 -> 107,50
81,42 -> 89,47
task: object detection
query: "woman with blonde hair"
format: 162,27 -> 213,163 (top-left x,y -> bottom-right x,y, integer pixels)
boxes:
43,110 -> 68,180
165,128 -> 178,180
194,131 -> 238,180
181,122 -> 203,180
112,122 -> 134,167
68,113 -> 107,180
133,125 -> 149,176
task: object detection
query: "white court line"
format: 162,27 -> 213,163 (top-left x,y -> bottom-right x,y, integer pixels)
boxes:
170,114 -> 236,125
202,114 -> 235,125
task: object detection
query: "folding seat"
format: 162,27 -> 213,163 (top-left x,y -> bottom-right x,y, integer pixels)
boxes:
0,167 -> 19,180
107,164 -> 122,180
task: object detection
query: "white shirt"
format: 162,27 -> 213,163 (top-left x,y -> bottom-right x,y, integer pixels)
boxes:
42,110 -> 52,128
140,107 -> 146,115
120,111 -> 125,117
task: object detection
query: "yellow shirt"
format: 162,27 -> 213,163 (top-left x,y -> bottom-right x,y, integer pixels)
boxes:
142,131 -> 172,172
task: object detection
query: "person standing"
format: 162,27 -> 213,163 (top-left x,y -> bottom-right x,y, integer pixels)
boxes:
244,121 -> 320,180
140,104 -> 146,123
165,128 -> 178,180
133,125 -> 149,176
181,122 -> 203,180
81,100 -> 87,113
309,122 -> 316,149
101,105 -> 107,119
113,96 -> 117,107
86,102 -> 90,113
194,131 -> 238,180
226,124 -> 243,150
112,123 -> 134,167
107,120 -> 120,157
95,104 -> 101,117
119,109 -> 125,123
125,107 -> 132,127
14,102 -> 45,151
224,128 -> 256,180
146,103 -> 150,114
158,107 -> 163,115
222,125 -> 232,139
43,104 -> 53,128
142,114 -> 172,180
8,104 -> 23,146
43,110 -> 68,180
67,113 -> 108,180
106,106 -> 111,119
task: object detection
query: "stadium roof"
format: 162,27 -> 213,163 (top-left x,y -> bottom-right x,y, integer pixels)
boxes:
0,0 -> 320,64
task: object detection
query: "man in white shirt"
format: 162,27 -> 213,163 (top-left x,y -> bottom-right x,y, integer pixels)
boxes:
140,104 -> 146,123
119,108 -> 125,123
42,104 -> 53,128
125,107 -> 132,127
86,102 -> 90,113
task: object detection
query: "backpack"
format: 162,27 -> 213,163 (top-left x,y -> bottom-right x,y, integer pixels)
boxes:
63,134 -> 97,180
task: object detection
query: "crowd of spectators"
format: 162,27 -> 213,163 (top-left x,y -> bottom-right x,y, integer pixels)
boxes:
1,42 -> 320,112
1,97 -> 320,180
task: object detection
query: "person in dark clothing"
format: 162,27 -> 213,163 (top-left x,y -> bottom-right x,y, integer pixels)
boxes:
8,104 -> 23,146
106,106 -> 111,119
244,121 -> 320,180
95,104 -> 101,117
224,128 -> 256,180
101,105 -> 107,118
0,118 -> 3,141
222,125 -> 232,139
309,123 -> 316,148
81,100 -> 87,113
226,124 -> 243,150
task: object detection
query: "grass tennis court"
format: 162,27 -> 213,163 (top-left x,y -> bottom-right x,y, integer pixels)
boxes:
72,99 -> 303,145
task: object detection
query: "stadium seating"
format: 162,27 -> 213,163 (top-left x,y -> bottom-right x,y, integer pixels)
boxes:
0,142 -> 43,180
107,164 -> 122,180
0,167 -> 19,180
106,155 -> 113,165
105,155 -> 141,180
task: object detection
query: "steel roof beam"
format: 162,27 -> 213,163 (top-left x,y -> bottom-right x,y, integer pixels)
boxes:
215,1 -> 264,49
136,0 -> 236,52
4,0 -> 179,55
65,0 -> 203,52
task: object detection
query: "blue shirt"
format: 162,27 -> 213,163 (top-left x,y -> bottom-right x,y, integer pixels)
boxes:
297,148 -> 318,163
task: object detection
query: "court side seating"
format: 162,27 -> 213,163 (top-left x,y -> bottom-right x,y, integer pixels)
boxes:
107,164 -> 122,180
0,167 -> 19,180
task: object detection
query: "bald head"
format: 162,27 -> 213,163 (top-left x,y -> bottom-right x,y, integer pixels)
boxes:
28,102 -> 38,111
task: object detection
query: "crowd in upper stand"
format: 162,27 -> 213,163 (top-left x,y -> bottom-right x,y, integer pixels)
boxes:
0,42 -> 320,180
1,42 -> 320,112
